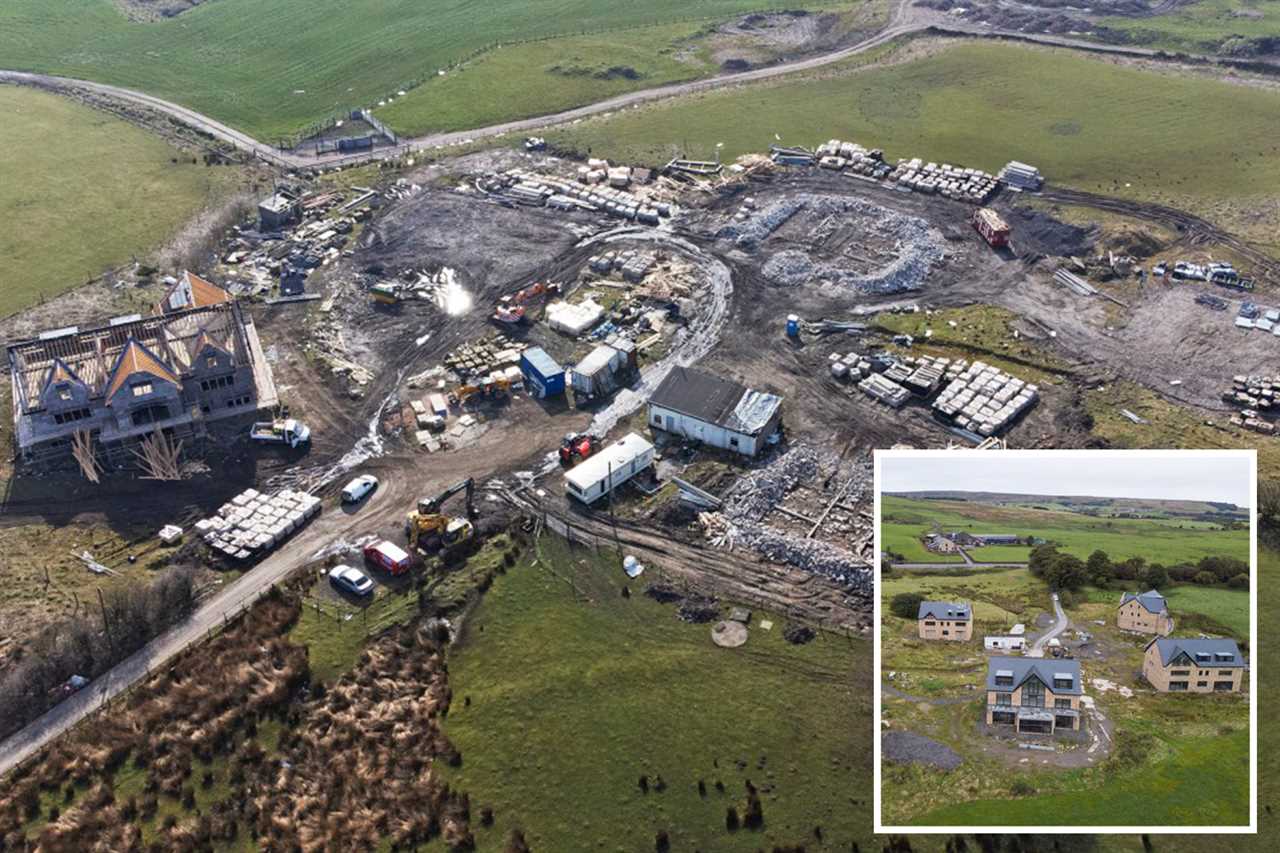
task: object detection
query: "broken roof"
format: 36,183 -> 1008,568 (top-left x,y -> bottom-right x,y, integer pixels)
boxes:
1120,589 -> 1168,615
986,656 -> 1082,695
918,600 -> 970,621
648,367 -> 782,435
1147,637 -> 1245,668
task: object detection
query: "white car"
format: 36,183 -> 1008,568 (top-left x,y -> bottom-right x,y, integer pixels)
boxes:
341,474 -> 379,503
328,564 -> 374,597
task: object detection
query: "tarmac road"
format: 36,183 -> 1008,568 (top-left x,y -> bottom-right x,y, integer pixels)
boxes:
0,2 -> 1201,173
1028,592 -> 1070,657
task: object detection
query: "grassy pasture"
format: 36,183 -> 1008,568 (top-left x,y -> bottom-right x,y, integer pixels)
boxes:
0,85 -> 223,316
1098,1 -> 1280,54
882,495 -> 1248,566
0,0 -> 844,140
550,41 -> 1280,247
437,533 -> 872,851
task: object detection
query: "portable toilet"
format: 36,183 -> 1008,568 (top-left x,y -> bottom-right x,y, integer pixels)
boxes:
519,347 -> 566,399
786,314 -> 801,338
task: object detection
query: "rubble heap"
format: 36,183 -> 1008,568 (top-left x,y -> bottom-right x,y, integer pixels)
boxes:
698,446 -> 872,591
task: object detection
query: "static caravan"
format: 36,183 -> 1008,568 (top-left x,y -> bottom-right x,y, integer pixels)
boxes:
984,636 -> 1027,652
564,433 -> 655,505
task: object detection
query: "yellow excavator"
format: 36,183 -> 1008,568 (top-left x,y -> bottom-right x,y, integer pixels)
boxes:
405,477 -> 477,554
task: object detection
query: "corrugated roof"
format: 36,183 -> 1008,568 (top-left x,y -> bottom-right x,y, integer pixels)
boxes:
104,338 -> 181,404
1147,637 -> 1245,668
649,367 -> 781,435
918,600 -> 970,621
986,656 -> 1082,695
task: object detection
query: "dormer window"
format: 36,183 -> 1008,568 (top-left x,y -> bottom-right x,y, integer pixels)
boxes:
56,383 -> 72,401
206,356 -> 218,369
132,382 -> 154,398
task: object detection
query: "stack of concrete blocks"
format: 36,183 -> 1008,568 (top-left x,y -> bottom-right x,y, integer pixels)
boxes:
887,158 -> 998,203
828,352 -> 872,382
508,168 -> 666,225
859,373 -> 910,408
933,361 -> 1038,436
1226,375 -> 1276,411
813,139 -> 891,179
195,487 -> 322,560
904,355 -> 948,394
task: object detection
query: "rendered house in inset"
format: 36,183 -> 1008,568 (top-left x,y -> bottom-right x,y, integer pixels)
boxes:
917,601 -> 972,641
1117,589 -> 1174,635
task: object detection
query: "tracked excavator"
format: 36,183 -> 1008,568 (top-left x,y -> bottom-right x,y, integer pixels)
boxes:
405,477 -> 478,555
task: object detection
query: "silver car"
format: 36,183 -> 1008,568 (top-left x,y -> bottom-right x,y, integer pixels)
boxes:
328,564 -> 374,596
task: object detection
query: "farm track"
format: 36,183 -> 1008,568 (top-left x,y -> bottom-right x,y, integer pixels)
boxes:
1039,186 -> 1280,284
2,1 -> 1267,173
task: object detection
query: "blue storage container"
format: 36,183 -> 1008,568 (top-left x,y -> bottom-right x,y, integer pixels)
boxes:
519,347 -> 566,398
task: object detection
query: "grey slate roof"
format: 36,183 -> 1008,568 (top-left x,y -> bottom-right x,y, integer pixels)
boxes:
1120,589 -> 1168,615
918,600 -> 970,621
1147,637 -> 1245,668
986,656 -> 1082,695
648,367 -> 782,435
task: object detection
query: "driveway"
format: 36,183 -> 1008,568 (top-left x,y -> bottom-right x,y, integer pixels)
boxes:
1027,592 -> 1069,657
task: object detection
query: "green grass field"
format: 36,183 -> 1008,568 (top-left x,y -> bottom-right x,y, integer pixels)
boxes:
0,85 -> 225,316
437,534 -> 872,851
1098,0 -> 1280,55
550,40 -> 1280,248
1163,584 -> 1251,639
912,729 -> 1249,827
881,522 -> 964,562
0,0 -> 843,140
883,495 -> 1248,566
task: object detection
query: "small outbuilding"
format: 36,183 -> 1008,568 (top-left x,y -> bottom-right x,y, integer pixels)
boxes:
647,367 -> 782,457
564,432 -> 654,505
519,347 -> 566,399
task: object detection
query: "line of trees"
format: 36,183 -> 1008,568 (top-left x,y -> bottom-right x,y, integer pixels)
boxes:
0,568 -> 198,742
1028,543 -> 1248,592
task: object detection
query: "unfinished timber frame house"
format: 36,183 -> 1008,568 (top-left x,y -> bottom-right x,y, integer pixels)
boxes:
7,273 -> 278,471
985,657 -> 1082,736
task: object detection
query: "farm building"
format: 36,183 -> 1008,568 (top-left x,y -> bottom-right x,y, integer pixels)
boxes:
1142,638 -> 1245,693
924,533 -> 959,554
1117,590 -> 1173,635
564,432 -> 654,505
975,534 -> 1020,545
7,274 -> 277,470
519,347 -> 565,399
986,658 -> 1082,736
647,367 -> 782,457
917,601 -> 972,641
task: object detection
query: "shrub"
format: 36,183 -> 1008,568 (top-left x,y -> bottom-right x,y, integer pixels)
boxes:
889,593 -> 924,620
1194,571 -> 1217,585
1010,779 -> 1036,796
1229,573 -> 1249,589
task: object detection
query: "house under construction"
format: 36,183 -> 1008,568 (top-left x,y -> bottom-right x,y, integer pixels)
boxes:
7,272 -> 278,471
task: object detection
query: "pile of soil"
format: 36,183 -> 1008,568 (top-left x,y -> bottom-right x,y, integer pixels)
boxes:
1004,205 -> 1094,258
645,583 -> 683,604
783,623 -> 817,645
677,596 -> 720,623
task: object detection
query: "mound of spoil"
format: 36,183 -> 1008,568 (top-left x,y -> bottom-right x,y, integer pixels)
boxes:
782,623 -> 816,645
678,596 -> 721,623
881,731 -> 963,771
645,583 -> 683,604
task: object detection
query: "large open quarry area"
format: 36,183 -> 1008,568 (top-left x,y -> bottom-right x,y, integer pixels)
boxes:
3,0 -> 1280,849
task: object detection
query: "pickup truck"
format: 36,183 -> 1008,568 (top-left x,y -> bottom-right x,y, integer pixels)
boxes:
250,418 -> 311,448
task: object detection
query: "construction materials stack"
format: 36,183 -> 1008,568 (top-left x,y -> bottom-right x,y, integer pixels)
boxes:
887,159 -> 998,203
195,487 -> 322,560
998,161 -> 1044,191
933,361 -> 1038,436
495,168 -> 668,225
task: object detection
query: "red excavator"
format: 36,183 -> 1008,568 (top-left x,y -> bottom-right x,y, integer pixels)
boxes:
558,433 -> 599,466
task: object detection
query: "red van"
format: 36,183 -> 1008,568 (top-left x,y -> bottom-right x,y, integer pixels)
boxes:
363,539 -> 413,576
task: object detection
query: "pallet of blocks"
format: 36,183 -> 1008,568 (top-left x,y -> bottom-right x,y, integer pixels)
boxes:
933,361 -> 1038,436
193,487 -> 323,560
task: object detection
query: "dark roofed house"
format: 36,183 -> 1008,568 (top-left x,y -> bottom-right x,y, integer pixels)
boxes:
917,600 -> 972,641
976,534 -> 1020,545
1117,589 -> 1173,635
647,367 -> 782,457
1143,637 -> 1245,693
985,656 -> 1083,736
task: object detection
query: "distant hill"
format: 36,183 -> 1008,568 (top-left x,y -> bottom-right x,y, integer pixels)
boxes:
884,491 -> 1247,521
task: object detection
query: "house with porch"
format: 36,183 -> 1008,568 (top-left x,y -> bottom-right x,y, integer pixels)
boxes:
985,657 -> 1083,736
1142,638 -> 1246,693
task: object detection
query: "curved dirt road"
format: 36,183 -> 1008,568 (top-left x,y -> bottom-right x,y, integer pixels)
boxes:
0,4 -> 1185,172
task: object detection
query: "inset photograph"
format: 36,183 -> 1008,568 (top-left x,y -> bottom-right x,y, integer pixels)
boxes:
875,449 -> 1255,833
